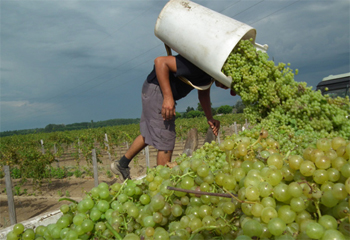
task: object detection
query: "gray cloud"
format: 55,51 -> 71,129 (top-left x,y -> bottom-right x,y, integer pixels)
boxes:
1,0 -> 349,131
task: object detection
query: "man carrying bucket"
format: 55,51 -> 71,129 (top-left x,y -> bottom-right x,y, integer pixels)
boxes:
110,54 -> 232,180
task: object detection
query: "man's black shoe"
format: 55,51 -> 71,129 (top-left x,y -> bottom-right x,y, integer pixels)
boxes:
110,161 -> 130,180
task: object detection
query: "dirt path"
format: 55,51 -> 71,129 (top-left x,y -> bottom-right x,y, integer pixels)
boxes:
0,126 -> 237,230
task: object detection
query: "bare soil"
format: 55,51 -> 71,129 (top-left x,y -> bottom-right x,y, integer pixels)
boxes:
0,126 -> 236,230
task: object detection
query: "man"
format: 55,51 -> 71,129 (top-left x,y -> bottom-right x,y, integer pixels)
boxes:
111,54 -> 230,180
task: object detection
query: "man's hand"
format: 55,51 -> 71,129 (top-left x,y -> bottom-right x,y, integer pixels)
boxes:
162,97 -> 176,121
208,119 -> 220,136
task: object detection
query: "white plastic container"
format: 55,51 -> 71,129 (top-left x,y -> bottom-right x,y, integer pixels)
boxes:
0,210 -> 62,240
155,0 -> 268,88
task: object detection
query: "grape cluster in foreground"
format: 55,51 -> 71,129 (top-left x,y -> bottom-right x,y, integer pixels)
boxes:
6,130 -> 350,240
222,39 -> 350,154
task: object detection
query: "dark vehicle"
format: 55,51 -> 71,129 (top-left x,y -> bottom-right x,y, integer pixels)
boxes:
316,72 -> 350,98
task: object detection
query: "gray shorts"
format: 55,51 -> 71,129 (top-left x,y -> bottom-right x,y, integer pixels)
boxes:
140,80 -> 176,151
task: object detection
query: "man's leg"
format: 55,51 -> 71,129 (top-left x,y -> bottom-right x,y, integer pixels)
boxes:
157,150 -> 173,166
111,134 -> 147,180
124,134 -> 148,160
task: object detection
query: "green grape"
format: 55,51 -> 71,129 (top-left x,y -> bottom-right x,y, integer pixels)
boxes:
223,175 -> 237,190
332,183 -> 348,200
258,182 -> 273,198
288,182 -> 303,197
197,164 -> 210,177
313,169 -> 329,184
345,177 -> 350,194
267,217 -> 286,236
128,205 -> 140,219
267,153 -> 284,169
12,223 -> 24,235
180,176 -> 194,189
60,227 -> 70,239
81,219 -> 94,233
332,157 -> 347,170
341,163 -> 350,178
60,204 -> 70,214
261,206 -> 278,223
171,204 -> 183,217
265,168 -> 283,186
251,202 -> 264,217
317,138 -> 332,152
278,205 -> 296,224
65,229 -> 79,240
315,155 -> 331,169
300,160 -> 316,176
288,155 -> 304,170
321,190 -> 339,208
290,197 -> 307,213
98,188 -> 110,199
273,183 -> 292,202
97,200 -> 109,213
332,137 -> 347,150
318,215 -> 338,230
327,168 -> 341,182
245,185 -> 260,201
22,229 -> 35,240
222,201 -> 235,215
125,185 -> 136,196
242,219 -> 263,237
322,229 -> 346,240
6,231 -> 19,240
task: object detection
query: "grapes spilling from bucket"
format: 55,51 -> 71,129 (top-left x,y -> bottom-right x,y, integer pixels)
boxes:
222,39 -> 350,155
6,130 -> 350,240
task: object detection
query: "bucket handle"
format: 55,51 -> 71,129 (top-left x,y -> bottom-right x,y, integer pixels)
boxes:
164,44 -> 214,91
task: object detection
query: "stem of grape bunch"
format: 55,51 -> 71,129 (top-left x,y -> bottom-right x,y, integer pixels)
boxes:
105,222 -> 123,240
109,179 -> 128,204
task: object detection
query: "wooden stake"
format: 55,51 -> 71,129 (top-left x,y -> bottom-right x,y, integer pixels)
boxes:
92,149 -> 99,187
4,166 -> 17,225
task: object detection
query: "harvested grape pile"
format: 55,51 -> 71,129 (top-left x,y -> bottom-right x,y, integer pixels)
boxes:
6,41 -> 350,240
6,131 -> 350,240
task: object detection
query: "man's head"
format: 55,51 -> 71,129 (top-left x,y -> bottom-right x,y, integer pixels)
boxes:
214,80 -> 236,96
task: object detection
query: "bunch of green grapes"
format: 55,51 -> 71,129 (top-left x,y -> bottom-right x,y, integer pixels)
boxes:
222,39 -> 350,145
211,131 -> 350,240
6,129 -> 350,240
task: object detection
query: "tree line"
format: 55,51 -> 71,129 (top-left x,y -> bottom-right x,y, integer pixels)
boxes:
0,101 -> 245,137
180,100 -> 245,118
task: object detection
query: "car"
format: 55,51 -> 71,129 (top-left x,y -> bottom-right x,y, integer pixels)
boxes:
316,72 -> 350,98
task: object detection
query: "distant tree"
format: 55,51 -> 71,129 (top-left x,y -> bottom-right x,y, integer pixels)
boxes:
217,105 -> 233,114
186,106 -> 195,113
235,101 -> 245,113
185,110 -> 205,118
175,112 -> 182,119
211,107 -> 217,116
197,102 -> 213,112
44,124 -> 65,132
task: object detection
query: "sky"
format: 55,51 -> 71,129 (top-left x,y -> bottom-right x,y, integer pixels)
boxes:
1,0 -> 349,132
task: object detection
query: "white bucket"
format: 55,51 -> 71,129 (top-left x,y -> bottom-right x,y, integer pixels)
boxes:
154,0 -> 268,88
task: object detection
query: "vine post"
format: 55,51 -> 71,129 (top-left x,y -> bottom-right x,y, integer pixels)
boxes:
54,144 -> 59,168
4,165 -> 17,225
104,133 -> 112,163
40,139 -> 45,154
234,122 -> 238,134
92,149 -> 99,187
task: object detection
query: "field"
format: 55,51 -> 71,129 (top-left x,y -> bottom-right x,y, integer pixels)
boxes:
0,126 -> 237,230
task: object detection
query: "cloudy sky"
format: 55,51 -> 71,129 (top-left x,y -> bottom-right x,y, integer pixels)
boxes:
1,0 -> 349,132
